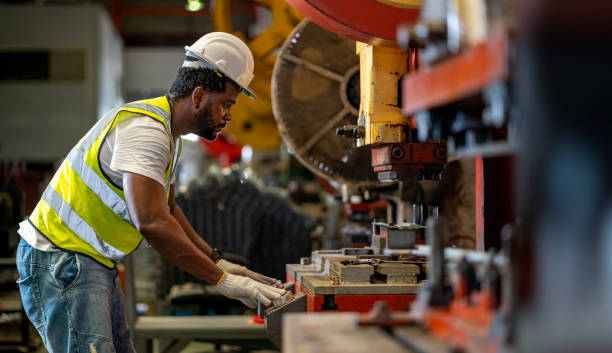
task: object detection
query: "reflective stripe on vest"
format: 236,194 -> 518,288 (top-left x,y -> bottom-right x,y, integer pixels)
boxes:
29,97 -> 180,268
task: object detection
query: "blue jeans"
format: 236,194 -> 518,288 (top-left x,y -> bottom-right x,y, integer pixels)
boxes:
15,238 -> 135,353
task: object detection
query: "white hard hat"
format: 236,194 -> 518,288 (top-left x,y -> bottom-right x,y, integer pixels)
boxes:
184,32 -> 256,99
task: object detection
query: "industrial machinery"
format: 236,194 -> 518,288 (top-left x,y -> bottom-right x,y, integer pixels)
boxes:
272,19 -> 378,185
212,0 -> 303,150
259,0 -> 524,352
285,0 -> 447,183
255,0 -> 612,351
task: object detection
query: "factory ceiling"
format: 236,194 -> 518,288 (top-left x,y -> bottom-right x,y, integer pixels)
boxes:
1,0 -> 257,47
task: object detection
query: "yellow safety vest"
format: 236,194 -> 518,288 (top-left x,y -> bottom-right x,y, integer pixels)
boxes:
28,96 -> 182,268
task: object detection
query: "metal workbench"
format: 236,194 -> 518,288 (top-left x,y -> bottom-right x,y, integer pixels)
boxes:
133,315 -> 270,353
123,257 -> 273,353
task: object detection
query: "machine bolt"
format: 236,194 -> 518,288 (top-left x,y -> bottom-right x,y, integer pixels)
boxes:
336,125 -> 365,139
391,146 -> 405,159
434,146 -> 448,160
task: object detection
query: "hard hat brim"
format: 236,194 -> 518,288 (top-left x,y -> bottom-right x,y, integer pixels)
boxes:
184,46 -> 256,100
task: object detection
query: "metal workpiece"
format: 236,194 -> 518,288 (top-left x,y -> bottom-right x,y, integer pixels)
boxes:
342,248 -> 374,256
372,221 -> 424,250
302,276 -> 421,296
257,291 -> 296,319
272,19 -> 378,185
263,293 -> 306,348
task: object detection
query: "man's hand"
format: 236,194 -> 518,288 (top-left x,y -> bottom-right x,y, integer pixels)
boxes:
217,259 -> 282,287
216,272 -> 286,308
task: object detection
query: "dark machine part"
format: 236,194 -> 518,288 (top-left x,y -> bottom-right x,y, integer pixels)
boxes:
336,125 -> 365,139
513,1 -> 612,351
272,19 -> 379,185
412,204 -> 423,225
371,142 -> 447,181
483,262 -> 502,310
264,293 -> 307,348
426,218 -> 452,307
341,225 -> 372,248
455,257 -> 479,304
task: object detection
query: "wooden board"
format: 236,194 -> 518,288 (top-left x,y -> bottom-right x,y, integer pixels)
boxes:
302,276 -> 421,295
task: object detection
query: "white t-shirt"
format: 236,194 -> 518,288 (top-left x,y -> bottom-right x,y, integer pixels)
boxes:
18,115 -> 179,251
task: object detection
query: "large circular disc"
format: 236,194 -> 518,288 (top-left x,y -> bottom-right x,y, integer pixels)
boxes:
272,19 -> 379,185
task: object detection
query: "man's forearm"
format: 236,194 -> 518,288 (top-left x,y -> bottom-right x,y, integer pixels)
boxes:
124,173 -> 222,284
171,204 -> 213,257
139,211 -> 222,284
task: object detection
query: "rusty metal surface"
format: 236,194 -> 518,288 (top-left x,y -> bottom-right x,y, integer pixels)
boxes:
401,30 -> 509,116
272,19 -> 379,185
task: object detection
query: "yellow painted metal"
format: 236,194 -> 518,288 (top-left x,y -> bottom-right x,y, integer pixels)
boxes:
375,0 -> 421,9
356,42 -> 409,147
456,0 -> 488,47
213,0 -> 302,150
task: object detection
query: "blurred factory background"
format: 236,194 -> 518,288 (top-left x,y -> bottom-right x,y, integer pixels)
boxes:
0,0 -> 610,352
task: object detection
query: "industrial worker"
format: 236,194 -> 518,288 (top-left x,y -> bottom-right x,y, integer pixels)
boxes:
15,32 -> 285,353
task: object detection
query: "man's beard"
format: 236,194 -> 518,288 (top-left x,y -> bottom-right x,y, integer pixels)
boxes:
196,103 -> 223,141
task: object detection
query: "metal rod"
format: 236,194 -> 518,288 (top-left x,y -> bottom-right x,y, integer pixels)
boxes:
296,107 -> 348,155
281,53 -> 345,82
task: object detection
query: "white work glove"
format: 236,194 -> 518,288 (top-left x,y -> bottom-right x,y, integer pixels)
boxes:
216,272 -> 286,308
217,259 -> 283,287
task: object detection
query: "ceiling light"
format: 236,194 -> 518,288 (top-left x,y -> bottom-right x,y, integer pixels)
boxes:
185,0 -> 204,12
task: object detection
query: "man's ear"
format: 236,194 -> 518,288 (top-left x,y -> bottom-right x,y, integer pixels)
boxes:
191,86 -> 207,109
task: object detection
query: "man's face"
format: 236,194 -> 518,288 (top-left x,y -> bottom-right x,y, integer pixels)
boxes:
195,82 -> 239,141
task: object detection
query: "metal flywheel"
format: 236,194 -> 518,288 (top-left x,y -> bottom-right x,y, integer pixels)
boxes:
272,19 -> 379,185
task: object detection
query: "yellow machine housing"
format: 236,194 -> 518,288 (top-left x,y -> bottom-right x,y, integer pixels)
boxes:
356,43 -> 410,147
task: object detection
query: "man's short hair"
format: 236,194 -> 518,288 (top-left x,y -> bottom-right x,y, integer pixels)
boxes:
168,67 -> 240,99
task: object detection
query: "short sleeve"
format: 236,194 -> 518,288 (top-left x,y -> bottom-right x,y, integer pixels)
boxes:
110,117 -> 171,187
